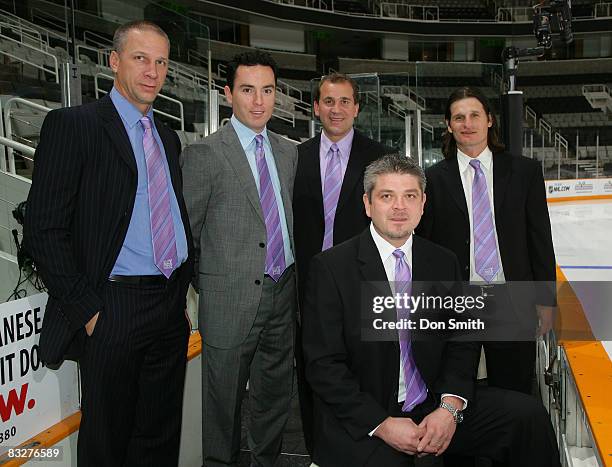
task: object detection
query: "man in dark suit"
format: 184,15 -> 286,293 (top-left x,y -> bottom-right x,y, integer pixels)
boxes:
302,154 -> 560,467
416,87 -> 556,395
182,51 -> 298,467
293,72 -> 389,454
24,21 -> 192,467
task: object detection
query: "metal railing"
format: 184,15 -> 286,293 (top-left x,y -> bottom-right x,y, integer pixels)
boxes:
0,136 -> 36,177
1,97 -> 52,173
388,102 -> 406,119
379,2 -> 439,21
0,20 -> 45,48
595,2 -> 612,17
582,84 -> 611,95
75,43 -> 111,67
0,29 -> 59,82
83,30 -> 112,48
525,106 -> 538,128
94,73 -> 185,131
0,7 -> 63,45
496,6 -> 533,22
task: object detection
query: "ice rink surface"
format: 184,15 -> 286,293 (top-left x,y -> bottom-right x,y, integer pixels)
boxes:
549,199 -> 612,359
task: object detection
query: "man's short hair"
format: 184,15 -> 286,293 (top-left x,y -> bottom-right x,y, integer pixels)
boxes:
442,86 -> 505,159
112,20 -> 169,53
363,153 -> 426,200
314,72 -> 359,105
225,51 -> 278,91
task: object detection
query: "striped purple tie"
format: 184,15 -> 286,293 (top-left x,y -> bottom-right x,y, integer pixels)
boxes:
393,249 -> 427,412
470,159 -> 500,283
255,135 -> 286,282
322,144 -> 342,251
141,116 -> 177,278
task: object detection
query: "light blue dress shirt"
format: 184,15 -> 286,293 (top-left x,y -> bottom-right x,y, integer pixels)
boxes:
230,115 -> 294,268
110,87 -> 188,276
319,127 -> 354,187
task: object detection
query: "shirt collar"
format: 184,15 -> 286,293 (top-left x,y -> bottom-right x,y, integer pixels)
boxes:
320,127 -> 354,161
110,87 -> 153,129
231,114 -> 269,151
369,223 -> 413,265
457,146 -> 493,173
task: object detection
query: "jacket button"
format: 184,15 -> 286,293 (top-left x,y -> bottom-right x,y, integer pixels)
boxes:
465,239 -> 469,245
465,266 -> 469,271
259,242 -> 265,248
255,279 -> 261,285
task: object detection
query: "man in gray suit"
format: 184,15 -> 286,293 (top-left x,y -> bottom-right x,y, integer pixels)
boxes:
182,51 -> 298,467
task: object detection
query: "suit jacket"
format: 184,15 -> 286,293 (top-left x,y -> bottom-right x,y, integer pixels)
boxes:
24,94 -> 193,367
416,151 -> 556,308
302,229 -> 479,466
293,130 -> 390,305
181,123 -> 298,349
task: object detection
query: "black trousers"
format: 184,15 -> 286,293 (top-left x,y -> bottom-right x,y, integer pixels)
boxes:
364,388 -> 560,467
77,273 -> 190,467
470,285 -> 538,395
295,322 -> 315,457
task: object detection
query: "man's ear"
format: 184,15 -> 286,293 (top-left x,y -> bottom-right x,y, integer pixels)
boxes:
224,85 -> 233,105
363,193 -> 371,219
109,50 -> 119,73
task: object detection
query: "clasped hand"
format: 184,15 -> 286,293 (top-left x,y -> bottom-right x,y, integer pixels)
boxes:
374,408 -> 456,456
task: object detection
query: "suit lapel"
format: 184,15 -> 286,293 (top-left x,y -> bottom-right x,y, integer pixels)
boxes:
441,156 -> 469,221
97,95 -> 137,174
304,135 -> 324,219
220,124 -> 265,224
155,118 -> 179,193
357,230 -> 399,378
336,130 -> 366,213
411,236 -> 435,289
492,151 -> 511,215
269,132 -> 294,234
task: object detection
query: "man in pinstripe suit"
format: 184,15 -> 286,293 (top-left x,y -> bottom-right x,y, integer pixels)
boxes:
24,21 -> 193,467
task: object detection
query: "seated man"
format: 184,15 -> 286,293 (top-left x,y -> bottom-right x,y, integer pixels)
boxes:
302,153 -> 560,467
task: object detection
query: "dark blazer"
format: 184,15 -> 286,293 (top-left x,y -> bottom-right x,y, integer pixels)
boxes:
417,151 -> 556,307
302,229 -> 479,466
293,129 -> 389,305
24,94 -> 193,366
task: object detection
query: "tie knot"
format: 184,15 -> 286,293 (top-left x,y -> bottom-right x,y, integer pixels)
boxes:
140,116 -> 152,130
392,249 -> 405,260
469,159 -> 481,170
255,134 -> 264,149
329,144 -> 339,157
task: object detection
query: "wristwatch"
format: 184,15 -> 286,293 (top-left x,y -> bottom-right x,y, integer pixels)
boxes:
439,401 -> 464,424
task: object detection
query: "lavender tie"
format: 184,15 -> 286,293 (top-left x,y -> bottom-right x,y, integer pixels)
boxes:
322,143 -> 342,251
470,159 -> 500,283
255,135 -> 286,282
393,249 -> 427,412
141,116 -> 177,278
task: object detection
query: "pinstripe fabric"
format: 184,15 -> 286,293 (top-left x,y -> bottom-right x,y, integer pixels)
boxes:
24,95 -> 194,466
79,277 -> 189,466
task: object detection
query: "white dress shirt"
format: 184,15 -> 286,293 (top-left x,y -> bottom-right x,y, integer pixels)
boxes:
456,147 -> 505,284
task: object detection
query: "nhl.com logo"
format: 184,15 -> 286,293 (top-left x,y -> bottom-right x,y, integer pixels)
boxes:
548,183 -> 570,194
